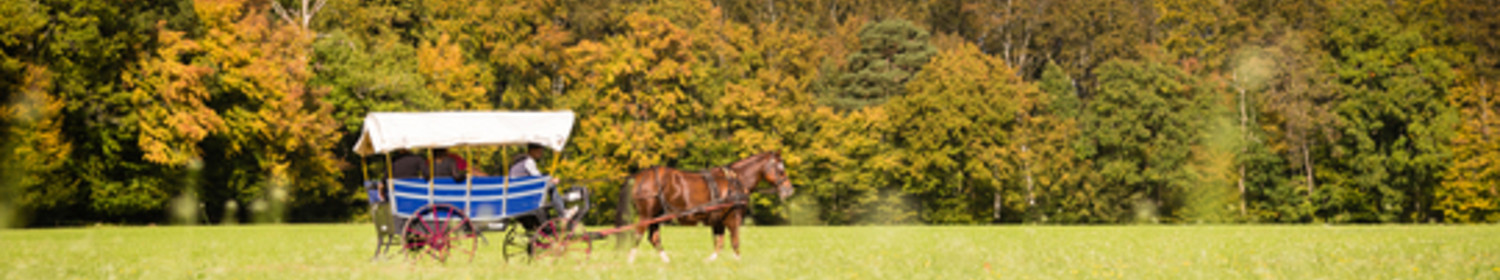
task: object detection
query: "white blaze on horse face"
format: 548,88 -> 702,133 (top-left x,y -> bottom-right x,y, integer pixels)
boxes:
775,161 -> 793,196
774,161 -> 787,182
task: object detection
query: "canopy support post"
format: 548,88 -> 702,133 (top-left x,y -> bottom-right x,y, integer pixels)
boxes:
465,148 -> 473,217
502,149 -> 510,217
427,149 -> 435,205
548,150 -> 561,179
361,157 -> 369,183
385,154 -> 394,214
361,156 -> 371,206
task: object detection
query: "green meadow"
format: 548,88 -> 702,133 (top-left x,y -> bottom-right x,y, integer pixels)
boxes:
3,225 -> 1497,279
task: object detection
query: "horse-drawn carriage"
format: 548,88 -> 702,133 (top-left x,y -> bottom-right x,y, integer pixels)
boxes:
355,111 -> 592,262
354,110 -> 797,263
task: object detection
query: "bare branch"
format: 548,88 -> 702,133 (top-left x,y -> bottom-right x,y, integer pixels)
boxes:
271,1 -> 296,26
302,0 -> 329,29
311,0 -> 328,18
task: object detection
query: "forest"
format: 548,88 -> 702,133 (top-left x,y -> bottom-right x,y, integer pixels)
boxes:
1,0 -> 1497,226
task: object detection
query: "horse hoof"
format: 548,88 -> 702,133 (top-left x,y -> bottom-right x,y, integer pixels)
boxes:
628,249 -> 638,264
660,251 -> 671,263
705,253 -> 718,262
733,254 -> 741,261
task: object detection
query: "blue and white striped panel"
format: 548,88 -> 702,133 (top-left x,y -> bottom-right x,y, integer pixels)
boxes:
390,176 -> 551,220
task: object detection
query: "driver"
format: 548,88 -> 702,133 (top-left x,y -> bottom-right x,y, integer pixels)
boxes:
509,143 -> 573,218
508,143 -> 549,177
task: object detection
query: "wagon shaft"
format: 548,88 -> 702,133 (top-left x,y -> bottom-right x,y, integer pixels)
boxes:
593,199 -> 746,238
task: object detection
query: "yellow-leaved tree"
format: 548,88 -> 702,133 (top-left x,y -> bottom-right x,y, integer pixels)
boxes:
1437,77 -> 1500,222
888,43 -> 1029,223
418,34 -> 489,110
4,65 -> 72,224
195,0 -> 341,220
124,21 -> 223,166
1434,0 -> 1500,223
559,11 -> 700,222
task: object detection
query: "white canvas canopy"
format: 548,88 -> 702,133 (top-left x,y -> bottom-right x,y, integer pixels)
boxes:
352,111 -> 575,156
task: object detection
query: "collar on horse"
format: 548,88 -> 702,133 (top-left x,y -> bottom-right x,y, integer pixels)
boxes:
703,167 -> 746,204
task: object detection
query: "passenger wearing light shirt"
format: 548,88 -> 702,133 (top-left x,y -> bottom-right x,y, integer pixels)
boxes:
508,143 -> 560,184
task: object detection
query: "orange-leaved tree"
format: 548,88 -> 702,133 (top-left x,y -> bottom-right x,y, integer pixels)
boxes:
195,0 -> 342,219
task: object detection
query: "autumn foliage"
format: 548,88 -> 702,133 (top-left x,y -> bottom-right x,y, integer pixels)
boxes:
2,0 -> 1497,225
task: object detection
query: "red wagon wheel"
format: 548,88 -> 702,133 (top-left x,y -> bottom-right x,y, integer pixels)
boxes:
532,217 -> 592,260
401,204 -> 479,263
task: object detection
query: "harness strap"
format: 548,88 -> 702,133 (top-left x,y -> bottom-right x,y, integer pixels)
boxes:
703,169 -> 719,203
722,167 -> 747,213
654,166 -> 755,219
677,170 -> 691,214
721,167 -> 744,199
655,168 -> 675,214
675,193 -> 751,216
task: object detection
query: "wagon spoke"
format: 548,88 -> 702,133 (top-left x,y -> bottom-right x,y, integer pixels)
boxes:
419,216 -> 434,237
432,213 -> 447,247
425,211 -> 439,239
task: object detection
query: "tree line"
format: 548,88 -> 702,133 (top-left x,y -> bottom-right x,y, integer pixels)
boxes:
1,0 -> 1496,226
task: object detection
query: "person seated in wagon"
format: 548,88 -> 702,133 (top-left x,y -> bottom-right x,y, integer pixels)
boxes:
508,143 -> 558,182
509,142 -> 574,217
507,143 -> 540,177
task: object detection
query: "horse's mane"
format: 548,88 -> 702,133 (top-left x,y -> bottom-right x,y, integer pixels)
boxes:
727,152 -> 776,170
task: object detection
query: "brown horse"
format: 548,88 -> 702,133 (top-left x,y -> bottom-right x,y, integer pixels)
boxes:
615,151 -> 795,263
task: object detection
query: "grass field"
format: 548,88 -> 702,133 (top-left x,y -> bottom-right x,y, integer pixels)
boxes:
3,224 -> 1498,279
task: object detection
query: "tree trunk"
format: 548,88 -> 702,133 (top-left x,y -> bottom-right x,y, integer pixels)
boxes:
1302,141 -> 1314,201
1238,164 -> 1247,217
1415,187 -> 1424,223
994,191 -> 1003,222
1237,88 -> 1248,219
766,0 -> 777,24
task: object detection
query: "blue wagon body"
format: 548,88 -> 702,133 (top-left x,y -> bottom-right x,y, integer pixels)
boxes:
390,176 -> 553,222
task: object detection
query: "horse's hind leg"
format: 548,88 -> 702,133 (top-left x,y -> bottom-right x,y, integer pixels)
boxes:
648,223 -> 670,263
628,221 -> 645,263
628,200 -> 654,264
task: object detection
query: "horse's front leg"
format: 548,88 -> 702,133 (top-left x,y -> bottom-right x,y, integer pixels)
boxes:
708,224 -> 725,262
729,214 -> 742,260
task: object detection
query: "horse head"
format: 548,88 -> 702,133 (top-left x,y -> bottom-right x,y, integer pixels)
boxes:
760,151 -> 795,200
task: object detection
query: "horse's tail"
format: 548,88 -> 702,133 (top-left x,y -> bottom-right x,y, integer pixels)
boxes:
615,175 -> 635,228
614,175 -> 638,247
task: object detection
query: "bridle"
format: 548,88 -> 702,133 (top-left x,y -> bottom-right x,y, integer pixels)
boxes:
756,157 -> 791,194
